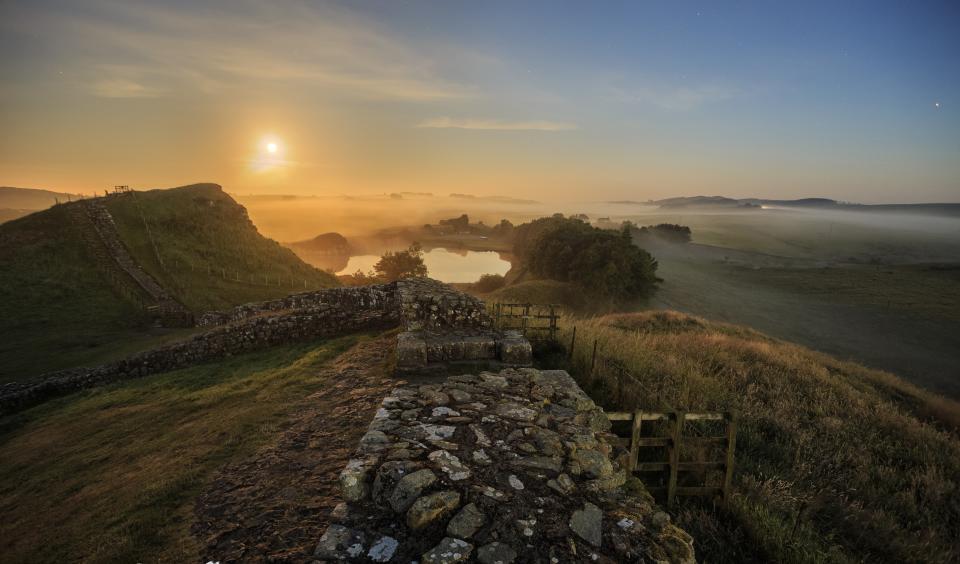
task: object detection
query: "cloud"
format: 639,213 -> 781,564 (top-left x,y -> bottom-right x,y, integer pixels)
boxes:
608,82 -> 740,111
417,117 -> 577,131
89,78 -> 163,98
22,0 -> 474,101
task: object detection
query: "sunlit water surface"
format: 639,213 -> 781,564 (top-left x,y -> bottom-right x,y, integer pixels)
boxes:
337,248 -> 510,283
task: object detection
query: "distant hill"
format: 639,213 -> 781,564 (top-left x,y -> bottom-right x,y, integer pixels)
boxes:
653,195 -> 744,208
0,186 -> 84,209
640,195 -> 960,216
287,232 -> 352,272
289,232 -> 351,255
0,186 -> 85,224
0,183 -> 338,381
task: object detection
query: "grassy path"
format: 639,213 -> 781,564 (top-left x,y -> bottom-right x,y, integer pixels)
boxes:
193,334 -> 397,561
0,333 -> 377,563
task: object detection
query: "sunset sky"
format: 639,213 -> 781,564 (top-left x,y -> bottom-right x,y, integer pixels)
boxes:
1,0 -> 957,203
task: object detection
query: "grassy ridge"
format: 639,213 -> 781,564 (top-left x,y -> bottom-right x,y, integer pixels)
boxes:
105,184 -> 339,312
560,311 -> 960,563
0,334 -> 362,563
0,206 -> 196,381
0,184 -> 341,382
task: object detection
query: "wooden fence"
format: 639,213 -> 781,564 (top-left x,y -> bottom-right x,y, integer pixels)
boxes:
490,303 -> 560,342
607,410 -> 737,507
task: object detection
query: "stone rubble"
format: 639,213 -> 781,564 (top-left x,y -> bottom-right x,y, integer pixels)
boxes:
315,367 -> 696,563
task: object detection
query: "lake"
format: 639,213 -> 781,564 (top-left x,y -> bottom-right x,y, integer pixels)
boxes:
338,248 -> 511,283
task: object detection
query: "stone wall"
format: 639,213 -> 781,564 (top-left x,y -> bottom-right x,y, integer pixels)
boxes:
197,283 -> 400,327
396,278 -> 489,331
1,277 -> 529,415
316,368 -> 696,563
0,302 -> 398,416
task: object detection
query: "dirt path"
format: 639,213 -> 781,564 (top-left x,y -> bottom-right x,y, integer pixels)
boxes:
192,335 -> 401,562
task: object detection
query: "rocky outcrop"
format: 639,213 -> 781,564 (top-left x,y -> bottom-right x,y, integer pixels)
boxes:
316,368 -> 696,563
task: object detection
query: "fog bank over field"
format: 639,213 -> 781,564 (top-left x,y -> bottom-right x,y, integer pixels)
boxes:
238,192 -> 960,263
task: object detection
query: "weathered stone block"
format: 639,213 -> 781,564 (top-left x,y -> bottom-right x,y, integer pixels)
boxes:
497,331 -> 532,366
397,332 -> 428,367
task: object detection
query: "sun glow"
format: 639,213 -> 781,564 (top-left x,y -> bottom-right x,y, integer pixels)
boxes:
249,136 -> 286,173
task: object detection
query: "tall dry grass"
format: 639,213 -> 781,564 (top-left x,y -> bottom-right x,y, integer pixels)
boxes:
560,310 -> 960,563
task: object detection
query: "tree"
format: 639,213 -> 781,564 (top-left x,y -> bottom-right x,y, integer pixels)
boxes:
373,243 -> 428,281
517,217 -> 659,301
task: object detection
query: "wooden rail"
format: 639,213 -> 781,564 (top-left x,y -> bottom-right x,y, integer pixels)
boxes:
491,303 -> 560,342
607,410 -> 737,507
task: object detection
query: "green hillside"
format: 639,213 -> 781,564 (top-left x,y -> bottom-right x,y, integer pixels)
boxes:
0,205 -> 171,381
0,184 -> 338,382
103,183 -> 338,312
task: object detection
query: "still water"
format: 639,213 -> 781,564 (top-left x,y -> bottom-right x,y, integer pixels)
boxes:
337,248 -> 510,283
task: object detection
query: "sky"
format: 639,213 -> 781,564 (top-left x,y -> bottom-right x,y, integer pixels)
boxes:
0,0 -> 958,203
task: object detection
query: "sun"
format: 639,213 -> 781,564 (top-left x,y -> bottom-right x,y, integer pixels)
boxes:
266,142 -> 278,153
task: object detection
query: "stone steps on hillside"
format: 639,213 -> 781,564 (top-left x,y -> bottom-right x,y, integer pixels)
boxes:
66,198 -> 193,326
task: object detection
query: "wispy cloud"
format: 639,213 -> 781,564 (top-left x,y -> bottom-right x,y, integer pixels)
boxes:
418,117 -> 577,131
608,82 -> 740,111
89,78 -> 163,98
20,0 -> 474,101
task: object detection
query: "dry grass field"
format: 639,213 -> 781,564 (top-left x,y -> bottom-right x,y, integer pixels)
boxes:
559,311 -> 960,563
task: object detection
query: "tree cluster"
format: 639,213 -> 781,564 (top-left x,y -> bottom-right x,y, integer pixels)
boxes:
635,223 -> 692,243
514,217 -> 659,301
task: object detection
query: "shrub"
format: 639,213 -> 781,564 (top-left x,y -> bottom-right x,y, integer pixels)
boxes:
473,273 -> 506,293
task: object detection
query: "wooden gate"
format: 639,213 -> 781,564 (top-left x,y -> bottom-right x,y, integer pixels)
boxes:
607,411 -> 737,507
490,303 -> 560,342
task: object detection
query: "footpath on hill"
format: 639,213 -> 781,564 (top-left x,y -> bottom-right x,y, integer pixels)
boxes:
192,335 -> 399,562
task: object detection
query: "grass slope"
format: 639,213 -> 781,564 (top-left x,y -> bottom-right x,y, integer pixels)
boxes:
0,334 -> 363,563
104,184 -> 338,312
560,311 -> 960,563
0,206 -> 198,381
0,184 -> 340,382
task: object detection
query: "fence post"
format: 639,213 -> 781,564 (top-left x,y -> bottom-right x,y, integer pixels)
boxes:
667,411 -> 685,508
629,411 -> 643,472
568,326 -> 577,361
590,339 -> 598,374
722,412 -> 738,501
549,305 -> 557,342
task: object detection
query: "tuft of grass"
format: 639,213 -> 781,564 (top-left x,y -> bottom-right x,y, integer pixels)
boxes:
0,334 -> 364,564
560,311 -> 960,563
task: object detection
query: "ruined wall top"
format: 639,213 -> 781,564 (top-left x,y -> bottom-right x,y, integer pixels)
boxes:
317,367 -> 696,563
196,283 -> 400,327
196,277 -> 488,331
396,277 -> 490,332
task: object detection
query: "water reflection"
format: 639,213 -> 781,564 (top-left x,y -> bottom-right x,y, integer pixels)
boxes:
337,248 -> 511,283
